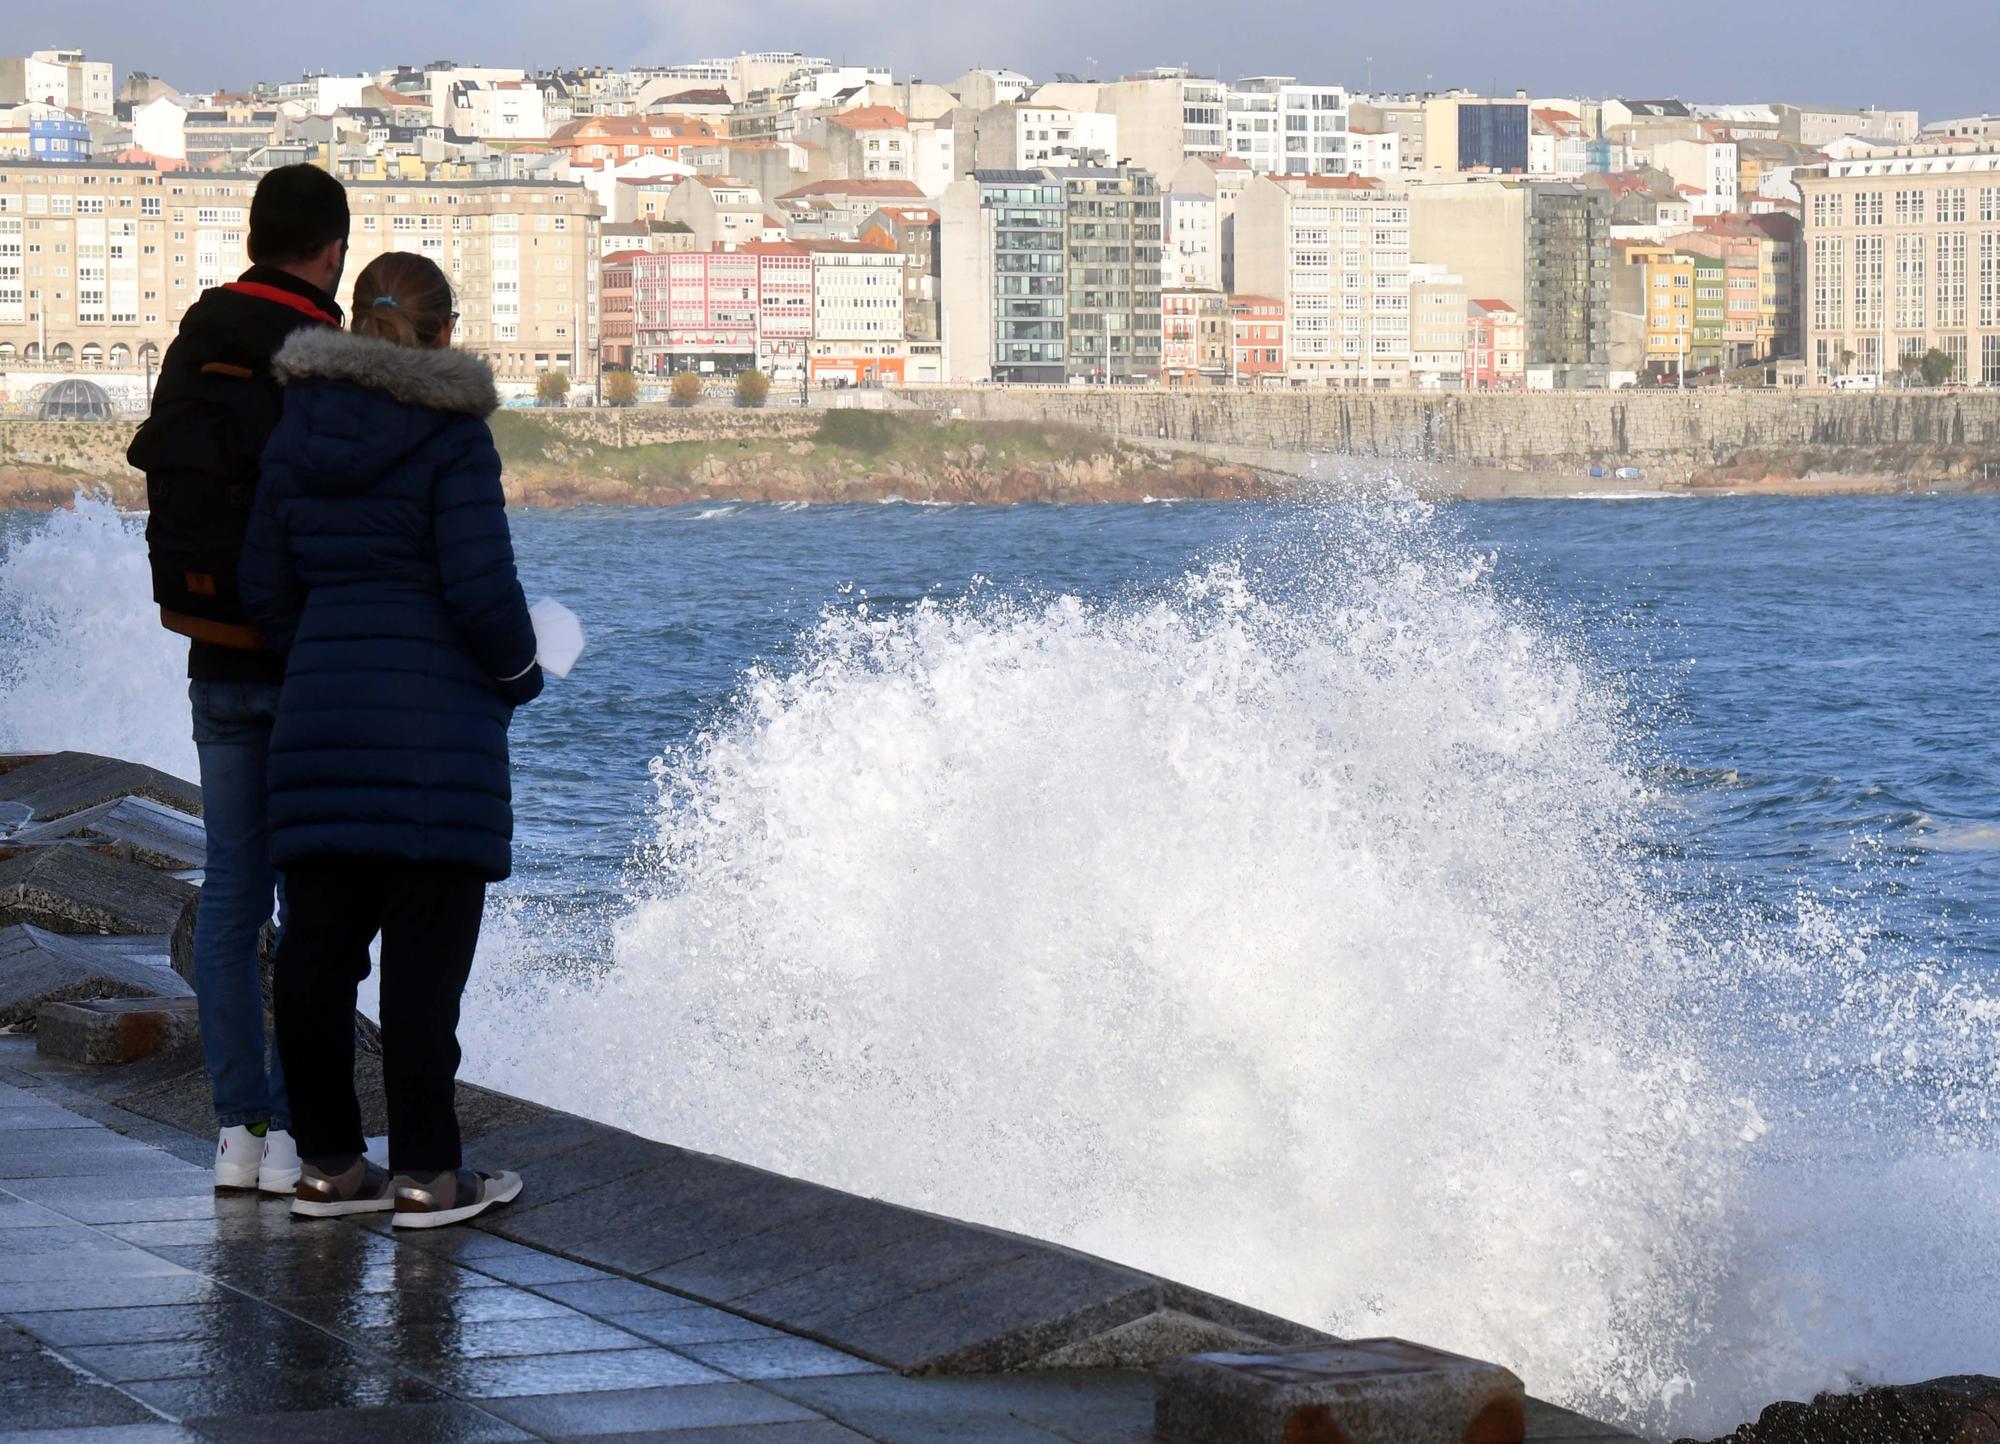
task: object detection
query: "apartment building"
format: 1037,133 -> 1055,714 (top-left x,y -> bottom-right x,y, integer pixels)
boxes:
1798,144 -> 2000,384
1227,293 -> 1285,385
1054,166 -> 1163,382
938,169 -> 1067,383
1349,97 -> 1427,172
1424,96 -> 1531,175
1611,241 -> 1696,376
0,51 -> 114,116
1464,298 -> 1525,389
1161,287 -> 1226,386
1652,138 -> 1740,217
1408,178 -> 1610,387
859,205 -> 940,341
1003,106 -> 1118,170
0,161 -> 250,369
807,238 -> 907,384
1226,77 -> 1350,177
1036,70 -> 1224,181
600,248 -> 639,369
1408,262 -> 1468,389
1347,128 -> 1402,181
339,177 -> 603,382
1678,212 -> 1800,364
1162,184 -> 1220,289
1235,173 -> 1411,387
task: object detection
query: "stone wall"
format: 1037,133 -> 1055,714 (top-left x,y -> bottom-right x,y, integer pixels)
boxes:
891,387 -> 2000,477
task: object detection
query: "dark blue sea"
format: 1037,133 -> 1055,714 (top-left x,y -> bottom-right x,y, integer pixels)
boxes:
3,490 -> 1996,1434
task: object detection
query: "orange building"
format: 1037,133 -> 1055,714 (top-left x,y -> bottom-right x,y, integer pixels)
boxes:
1464,298 -> 1526,390
1226,294 -> 1285,385
549,115 -> 718,169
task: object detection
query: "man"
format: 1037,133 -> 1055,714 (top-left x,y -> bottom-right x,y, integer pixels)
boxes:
127,164 -> 349,1194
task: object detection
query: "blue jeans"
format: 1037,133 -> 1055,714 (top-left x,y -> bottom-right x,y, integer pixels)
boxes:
190,680 -> 290,1132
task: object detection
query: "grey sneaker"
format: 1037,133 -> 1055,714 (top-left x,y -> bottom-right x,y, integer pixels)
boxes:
392,1168 -> 523,1230
291,1157 -> 396,1218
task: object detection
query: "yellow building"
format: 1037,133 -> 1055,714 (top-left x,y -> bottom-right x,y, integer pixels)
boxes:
1612,240 -> 1695,375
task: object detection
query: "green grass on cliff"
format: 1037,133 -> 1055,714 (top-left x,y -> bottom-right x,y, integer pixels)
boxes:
487,408 -> 1126,490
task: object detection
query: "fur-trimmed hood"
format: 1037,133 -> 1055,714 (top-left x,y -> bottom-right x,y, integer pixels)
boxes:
272,327 -> 498,418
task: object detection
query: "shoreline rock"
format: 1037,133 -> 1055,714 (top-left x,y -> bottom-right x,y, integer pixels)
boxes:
1678,1376 -> 2000,1444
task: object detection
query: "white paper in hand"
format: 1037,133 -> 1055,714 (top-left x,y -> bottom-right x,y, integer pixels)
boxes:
528,598 -> 586,680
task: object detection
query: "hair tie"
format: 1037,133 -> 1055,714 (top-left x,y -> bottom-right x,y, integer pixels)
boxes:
371,295 -> 398,309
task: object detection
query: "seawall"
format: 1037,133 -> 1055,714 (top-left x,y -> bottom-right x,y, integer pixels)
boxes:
890,387 -> 2000,490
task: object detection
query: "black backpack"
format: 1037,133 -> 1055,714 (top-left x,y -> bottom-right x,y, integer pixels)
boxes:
128,278 -> 336,649
129,358 -> 285,648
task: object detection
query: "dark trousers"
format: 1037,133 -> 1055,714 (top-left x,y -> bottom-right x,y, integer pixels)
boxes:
273,859 -> 487,1175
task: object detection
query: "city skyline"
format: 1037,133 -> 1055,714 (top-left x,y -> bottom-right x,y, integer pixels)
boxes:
46,0 -> 1990,116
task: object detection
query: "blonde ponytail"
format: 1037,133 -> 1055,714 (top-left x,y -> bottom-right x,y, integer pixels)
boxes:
349,252 -> 455,349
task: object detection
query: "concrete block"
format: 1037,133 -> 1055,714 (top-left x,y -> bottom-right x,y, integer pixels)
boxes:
0,845 -> 196,935
0,924 -> 190,1028
13,796 -> 206,872
0,751 -> 201,823
1157,1338 -> 1527,1444
37,996 -> 203,1066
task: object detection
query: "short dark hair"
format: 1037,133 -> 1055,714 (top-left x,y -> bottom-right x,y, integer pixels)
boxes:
247,164 -> 349,265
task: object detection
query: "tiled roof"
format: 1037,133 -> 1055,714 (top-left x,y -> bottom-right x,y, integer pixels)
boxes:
778,178 -> 926,200
1470,297 -> 1516,312
827,105 -> 908,130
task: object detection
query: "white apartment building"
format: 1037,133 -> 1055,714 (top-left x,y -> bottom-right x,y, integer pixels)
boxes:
808,241 -> 907,382
1163,186 -> 1220,289
452,81 -> 555,141
1011,107 -> 1117,169
131,97 -> 188,160
1408,262 -> 1468,389
1226,77 -> 1350,177
1652,139 -> 1739,218
1348,130 -> 1401,181
418,66 -> 528,128
1,50 -> 114,116
1799,144 -> 2000,385
1234,173 -> 1411,387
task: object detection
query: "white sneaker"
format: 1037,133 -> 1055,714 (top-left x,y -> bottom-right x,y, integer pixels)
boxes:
259,1128 -> 301,1196
213,1125 -> 262,1192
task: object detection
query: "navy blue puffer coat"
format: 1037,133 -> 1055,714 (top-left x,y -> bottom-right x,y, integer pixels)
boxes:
239,327 -> 543,881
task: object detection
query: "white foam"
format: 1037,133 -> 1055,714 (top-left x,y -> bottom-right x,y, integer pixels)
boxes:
0,497 -> 195,778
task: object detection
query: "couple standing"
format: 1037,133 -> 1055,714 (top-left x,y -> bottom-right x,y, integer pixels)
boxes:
129,165 -> 542,1228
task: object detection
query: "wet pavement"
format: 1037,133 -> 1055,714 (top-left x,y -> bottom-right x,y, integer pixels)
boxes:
0,1037 -> 1639,1443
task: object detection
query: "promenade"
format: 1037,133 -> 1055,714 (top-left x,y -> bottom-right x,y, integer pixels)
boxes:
0,1041 -> 1642,1443
0,752 -> 1642,1442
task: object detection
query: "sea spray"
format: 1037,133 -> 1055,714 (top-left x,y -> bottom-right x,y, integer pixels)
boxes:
467,496 -> 1763,1425
6,491 -> 1996,1436
0,497 -> 193,777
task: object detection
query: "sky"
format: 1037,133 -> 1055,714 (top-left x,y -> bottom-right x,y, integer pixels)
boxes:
43,0 -> 1996,118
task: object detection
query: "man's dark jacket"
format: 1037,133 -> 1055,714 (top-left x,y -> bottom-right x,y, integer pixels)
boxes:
126,265 -> 341,685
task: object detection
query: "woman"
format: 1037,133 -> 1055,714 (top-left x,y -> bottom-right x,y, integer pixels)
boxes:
240,251 -> 542,1228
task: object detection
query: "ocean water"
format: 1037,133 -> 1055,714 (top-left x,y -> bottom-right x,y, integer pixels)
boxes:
2,486 -> 1996,1437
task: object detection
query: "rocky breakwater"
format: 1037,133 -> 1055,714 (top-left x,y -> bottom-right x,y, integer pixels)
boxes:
896,387 -> 2000,492
0,752 -> 203,1062
493,407 -> 1271,506
1678,1377 -> 2000,1444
